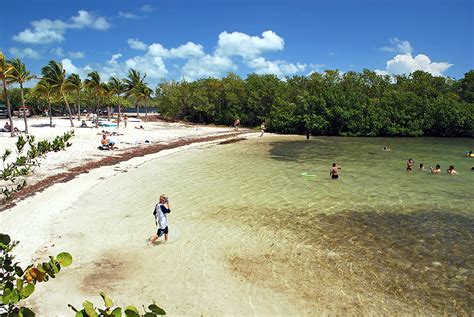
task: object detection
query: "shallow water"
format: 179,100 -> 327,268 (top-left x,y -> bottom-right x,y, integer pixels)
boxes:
153,135 -> 474,314
18,135 -> 474,314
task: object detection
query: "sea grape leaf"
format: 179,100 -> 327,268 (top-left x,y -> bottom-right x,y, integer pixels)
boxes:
57,252 -> 73,267
148,304 -> 166,315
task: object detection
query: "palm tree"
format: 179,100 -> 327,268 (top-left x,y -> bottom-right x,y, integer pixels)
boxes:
66,73 -> 83,121
35,79 -> 54,127
41,60 -> 74,127
124,69 -> 146,118
135,83 -> 153,122
100,82 -> 113,121
0,51 -> 15,137
8,58 -> 34,134
84,71 -> 102,127
108,77 -> 126,128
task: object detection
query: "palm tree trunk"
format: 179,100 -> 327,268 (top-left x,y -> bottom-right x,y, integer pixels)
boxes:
48,98 -> 52,127
95,94 -> 99,128
145,97 -> 148,122
20,82 -> 28,134
136,102 -> 140,118
2,79 -> 15,137
107,106 -> 111,121
76,92 -> 81,121
62,92 -> 74,127
117,96 -> 121,128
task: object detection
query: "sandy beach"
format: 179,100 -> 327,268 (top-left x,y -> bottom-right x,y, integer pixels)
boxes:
2,116 -> 304,315
0,116 -> 244,209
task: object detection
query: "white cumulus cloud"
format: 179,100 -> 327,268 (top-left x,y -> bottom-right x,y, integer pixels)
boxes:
247,57 -> 306,77
377,53 -> 452,77
148,42 -> 204,59
13,10 -> 110,44
108,53 -> 122,65
69,51 -> 85,59
128,38 -> 148,50
182,55 -> 236,81
216,30 -> 284,59
9,47 -> 42,59
118,11 -> 141,19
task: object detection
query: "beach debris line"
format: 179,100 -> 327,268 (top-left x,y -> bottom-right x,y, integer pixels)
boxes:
0,131 -> 74,202
68,292 -> 166,316
0,233 -> 73,316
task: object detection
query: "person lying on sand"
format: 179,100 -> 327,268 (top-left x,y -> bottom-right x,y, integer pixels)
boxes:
2,122 -> 20,133
135,125 -> 145,130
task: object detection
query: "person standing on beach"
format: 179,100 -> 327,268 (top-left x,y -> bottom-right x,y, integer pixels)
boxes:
124,115 -> 128,128
148,194 -> 171,246
234,118 -> 240,131
260,123 -> 266,137
330,162 -> 341,179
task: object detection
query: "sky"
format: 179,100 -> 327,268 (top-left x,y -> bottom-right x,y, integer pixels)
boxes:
1,0 -> 473,88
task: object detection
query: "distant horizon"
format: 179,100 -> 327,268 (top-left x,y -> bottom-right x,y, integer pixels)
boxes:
2,0 -> 473,88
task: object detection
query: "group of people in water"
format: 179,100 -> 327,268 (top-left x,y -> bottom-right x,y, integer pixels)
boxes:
408,159 -> 458,175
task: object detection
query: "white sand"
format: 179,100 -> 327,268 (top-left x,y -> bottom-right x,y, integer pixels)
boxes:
0,116 -> 236,190
0,117 -> 306,315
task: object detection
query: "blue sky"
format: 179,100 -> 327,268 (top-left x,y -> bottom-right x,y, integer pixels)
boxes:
2,0 -> 473,87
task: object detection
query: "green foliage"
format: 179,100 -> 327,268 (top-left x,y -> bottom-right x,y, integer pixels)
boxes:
156,70 -> 474,137
0,131 -> 74,202
0,233 -> 72,316
68,293 -> 166,317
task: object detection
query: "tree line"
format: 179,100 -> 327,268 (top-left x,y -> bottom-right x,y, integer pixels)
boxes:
1,50 -> 473,137
156,70 -> 473,137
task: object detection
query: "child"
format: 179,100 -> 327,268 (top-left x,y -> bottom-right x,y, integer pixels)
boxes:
148,194 -> 171,246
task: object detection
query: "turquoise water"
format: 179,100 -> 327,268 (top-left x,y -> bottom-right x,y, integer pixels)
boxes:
151,136 -> 473,314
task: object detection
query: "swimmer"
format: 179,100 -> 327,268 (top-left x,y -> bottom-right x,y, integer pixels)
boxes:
330,162 -> 341,179
383,145 -> 391,151
406,158 -> 415,172
430,164 -> 441,174
447,165 -> 458,175
419,163 -> 426,171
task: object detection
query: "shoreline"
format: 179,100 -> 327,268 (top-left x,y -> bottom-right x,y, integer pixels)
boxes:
1,130 -> 251,211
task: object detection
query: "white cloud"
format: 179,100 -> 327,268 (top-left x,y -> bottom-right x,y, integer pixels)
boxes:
381,37 -> 413,54
216,30 -> 284,59
247,57 -> 306,77
108,53 -> 122,65
182,55 -> 236,81
118,11 -> 141,19
69,51 -> 85,59
148,42 -> 204,58
125,55 -> 168,79
140,5 -> 154,12
62,58 -> 79,75
13,10 -> 110,44
9,47 -> 42,59
128,38 -> 148,50
376,53 -> 452,77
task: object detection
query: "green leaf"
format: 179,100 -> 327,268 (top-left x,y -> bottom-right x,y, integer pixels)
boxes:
18,307 -> 35,317
0,233 -> 11,245
148,304 -> 166,315
20,284 -> 35,298
111,307 -> 122,317
10,289 -> 20,304
56,252 -> 73,267
99,291 -> 114,308
2,288 -> 12,304
83,300 -> 95,315
124,306 -> 140,317
143,313 -> 156,317
16,278 -> 24,290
